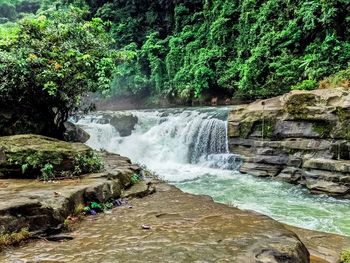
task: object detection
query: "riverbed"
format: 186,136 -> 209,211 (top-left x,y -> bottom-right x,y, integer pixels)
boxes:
75,107 -> 350,236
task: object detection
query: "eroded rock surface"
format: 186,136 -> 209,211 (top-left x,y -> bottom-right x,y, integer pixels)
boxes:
0,181 -> 309,263
0,152 -> 139,236
228,88 -> 350,197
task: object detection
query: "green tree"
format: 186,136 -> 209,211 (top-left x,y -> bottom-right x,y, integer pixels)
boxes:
0,7 -> 119,138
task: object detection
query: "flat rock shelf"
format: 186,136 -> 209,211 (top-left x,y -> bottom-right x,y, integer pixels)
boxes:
1,181 -> 310,263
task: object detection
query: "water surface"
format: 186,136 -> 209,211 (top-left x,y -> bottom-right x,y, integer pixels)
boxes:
76,107 -> 350,236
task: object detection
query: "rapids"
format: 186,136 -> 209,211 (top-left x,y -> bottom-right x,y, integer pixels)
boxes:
75,107 -> 350,236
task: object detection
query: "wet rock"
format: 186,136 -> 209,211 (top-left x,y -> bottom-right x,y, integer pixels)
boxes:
285,225 -> 350,263
275,121 -> 320,138
306,179 -> 349,196
240,162 -> 282,177
63,121 -> 90,143
239,234 -> 309,263
45,234 -> 74,242
122,181 -> 156,199
303,158 -> 350,173
0,151 -> 150,238
0,134 -> 91,178
228,88 -> 350,197
276,167 -> 304,184
0,181 -> 310,262
110,113 -> 138,137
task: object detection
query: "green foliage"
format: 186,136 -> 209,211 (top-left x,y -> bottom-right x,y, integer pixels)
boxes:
8,150 -> 62,180
40,163 -> 54,180
291,80 -> 318,91
0,7 -> 119,137
73,149 -> 104,175
3,0 -> 350,109
0,228 -> 30,247
83,0 -> 350,101
341,250 -> 350,263
7,146 -> 103,180
0,0 -> 42,23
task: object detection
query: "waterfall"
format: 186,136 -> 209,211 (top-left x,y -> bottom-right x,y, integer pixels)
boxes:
74,108 -> 241,181
73,107 -> 350,236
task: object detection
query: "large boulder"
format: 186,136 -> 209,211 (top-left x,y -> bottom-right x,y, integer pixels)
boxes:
109,113 -> 138,137
0,134 -> 101,179
63,121 -> 90,143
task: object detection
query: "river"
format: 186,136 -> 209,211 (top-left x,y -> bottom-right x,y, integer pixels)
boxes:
75,107 -> 350,236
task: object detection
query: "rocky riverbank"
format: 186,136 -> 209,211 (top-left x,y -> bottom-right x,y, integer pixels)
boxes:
0,148 -> 145,239
2,132 -> 350,262
228,88 -> 350,197
1,180 -> 311,263
0,135 -> 313,262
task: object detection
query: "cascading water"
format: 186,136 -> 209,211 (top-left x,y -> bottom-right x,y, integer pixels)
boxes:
75,107 -> 350,236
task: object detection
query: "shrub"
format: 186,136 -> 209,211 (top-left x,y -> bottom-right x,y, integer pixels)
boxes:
73,150 -> 104,175
291,80 -> 318,91
341,250 -> 350,263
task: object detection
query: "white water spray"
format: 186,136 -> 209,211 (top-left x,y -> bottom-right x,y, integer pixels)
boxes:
74,107 -> 350,236
75,108 -> 240,181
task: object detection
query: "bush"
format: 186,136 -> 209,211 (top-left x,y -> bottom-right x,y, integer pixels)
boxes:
73,150 -> 104,175
291,80 -> 318,91
341,250 -> 350,263
86,0 -> 350,100
0,7 -> 119,138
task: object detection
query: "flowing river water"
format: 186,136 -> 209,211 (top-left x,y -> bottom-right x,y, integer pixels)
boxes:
76,107 -> 350,236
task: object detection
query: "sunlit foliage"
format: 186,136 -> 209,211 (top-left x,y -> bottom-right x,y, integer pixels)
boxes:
0,7 -> 119,137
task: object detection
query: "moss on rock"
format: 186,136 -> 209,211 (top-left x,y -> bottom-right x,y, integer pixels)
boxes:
238,121 -> 255,138
0,228 -> 30,248
0,134 -> 103,180
312,121 -> 333,139
284,92 -> 317,117
341,250 -> 350,263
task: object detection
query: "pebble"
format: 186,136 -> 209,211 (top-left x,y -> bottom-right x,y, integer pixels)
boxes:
141,225 -> 151,230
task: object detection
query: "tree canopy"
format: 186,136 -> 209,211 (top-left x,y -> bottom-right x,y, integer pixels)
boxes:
78,0 -> 350,101
2,0 -> 350,136
0,7 -> 119,137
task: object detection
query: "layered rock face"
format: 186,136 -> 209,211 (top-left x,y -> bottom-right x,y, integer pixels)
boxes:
228,88 -> 350,197
0,151 -> 143,236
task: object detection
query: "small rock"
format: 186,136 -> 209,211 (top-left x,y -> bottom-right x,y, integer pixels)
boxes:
141,225 -> 150,230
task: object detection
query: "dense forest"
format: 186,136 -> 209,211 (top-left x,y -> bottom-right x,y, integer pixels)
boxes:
1,0 -> 350,135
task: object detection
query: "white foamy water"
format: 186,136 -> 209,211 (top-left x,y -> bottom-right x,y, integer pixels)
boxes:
74,107 -> 350,236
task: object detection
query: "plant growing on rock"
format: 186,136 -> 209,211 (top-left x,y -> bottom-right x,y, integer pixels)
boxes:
8,150 -> 62,179
73,150 -> 104,175
0,228 -> 30,248
341,250 -> 350,263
